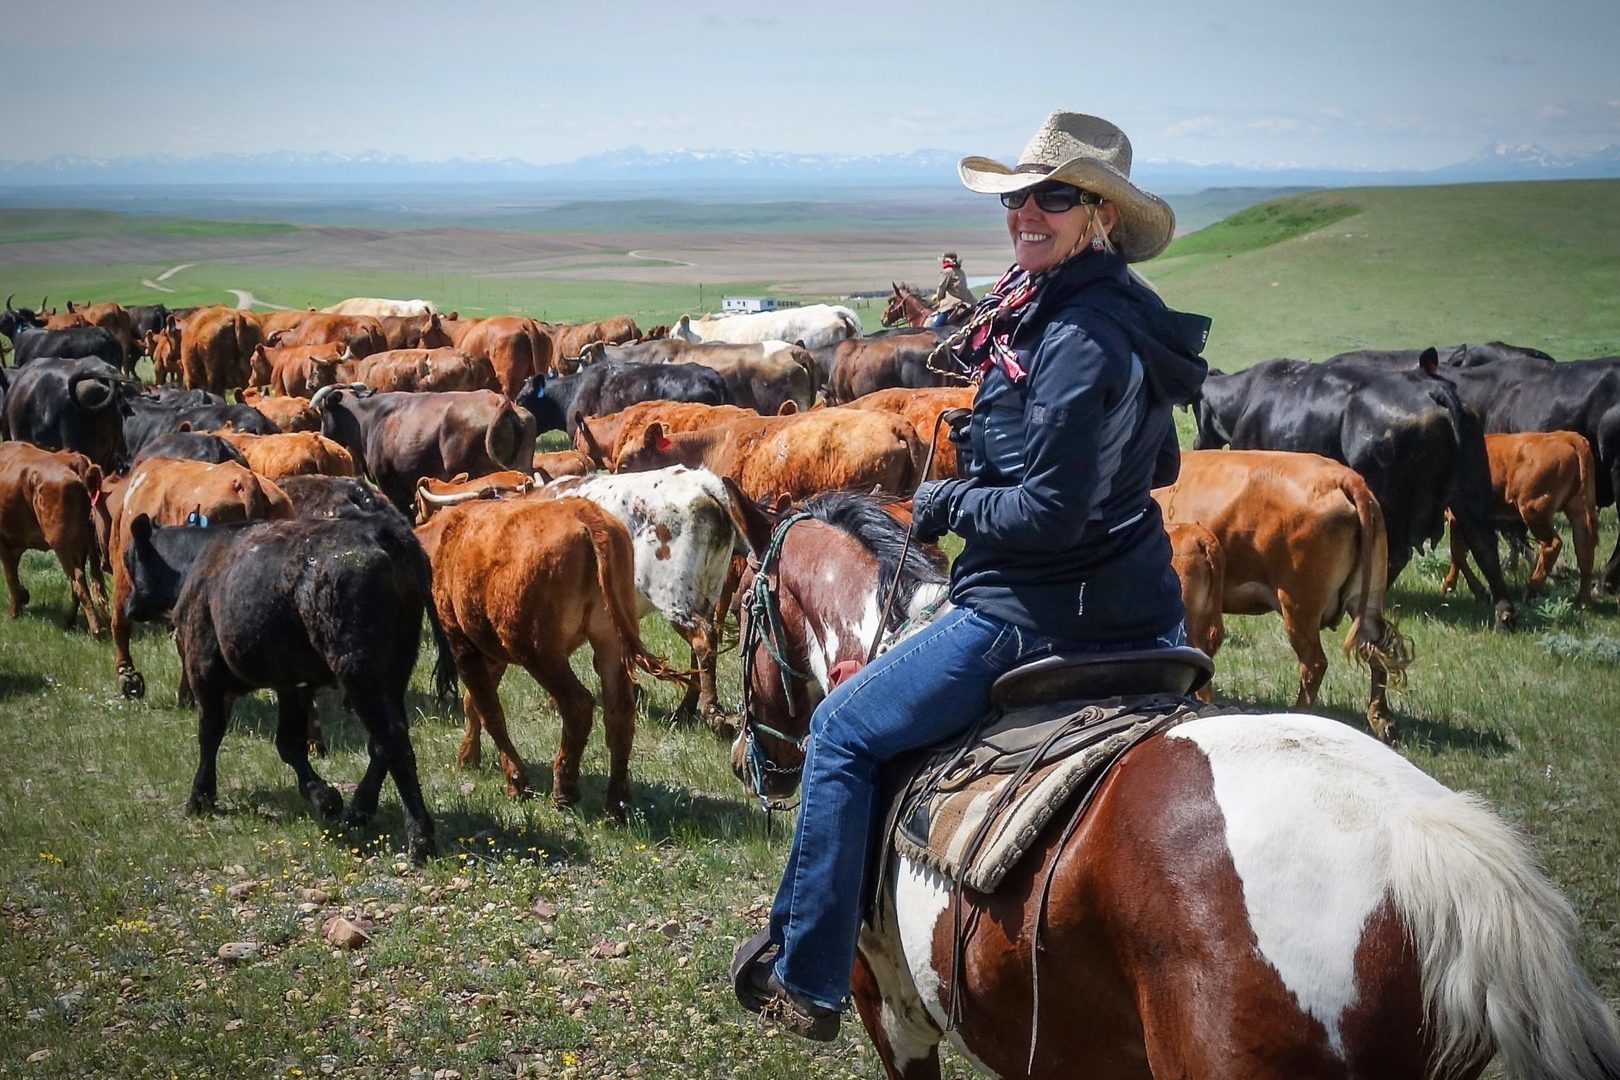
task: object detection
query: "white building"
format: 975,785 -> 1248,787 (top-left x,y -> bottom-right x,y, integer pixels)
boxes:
722,296 -> 783,313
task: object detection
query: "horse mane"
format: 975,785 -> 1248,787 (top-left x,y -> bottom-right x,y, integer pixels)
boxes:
796,490 -> 946,626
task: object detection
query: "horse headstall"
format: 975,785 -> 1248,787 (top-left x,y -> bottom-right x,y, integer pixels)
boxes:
737,510 -> 816,811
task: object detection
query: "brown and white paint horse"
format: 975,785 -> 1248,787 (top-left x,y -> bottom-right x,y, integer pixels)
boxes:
725,484 -> 1620,1080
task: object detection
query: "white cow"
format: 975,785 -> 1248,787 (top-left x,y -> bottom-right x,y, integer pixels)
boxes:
539,466 -> 739,725
672,303 -> 862,351
321,297 -> 438,318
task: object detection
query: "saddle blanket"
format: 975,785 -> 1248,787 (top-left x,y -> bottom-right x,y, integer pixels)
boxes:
892,693 -> 1200,894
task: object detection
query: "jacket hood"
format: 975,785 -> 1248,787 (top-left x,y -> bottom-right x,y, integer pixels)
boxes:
1038,251 -> 1210,406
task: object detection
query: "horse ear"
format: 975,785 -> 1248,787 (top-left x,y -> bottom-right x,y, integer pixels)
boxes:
720,476 -> 774,558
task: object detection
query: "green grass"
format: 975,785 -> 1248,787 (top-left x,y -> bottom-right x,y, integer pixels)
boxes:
3,185 -> 1620,1076
0,208 -> 297,245
1146,179 -> 1620,368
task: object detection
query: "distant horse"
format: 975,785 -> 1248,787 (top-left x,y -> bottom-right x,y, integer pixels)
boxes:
724,484 -> 1620,1080
881,283 -> 967,330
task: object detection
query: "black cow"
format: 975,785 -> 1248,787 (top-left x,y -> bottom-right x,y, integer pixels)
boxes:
120,512 -> 452,860
1430,344 -> 1620,591
1,357 -> 134,470
1,295 -> 123,368
122,395 -> 278,458
277,474 -> 396,520
312,385 -> 536,512
516,360 -> 732,435
125,304 -> 171,355
1330,343 -> 1620,591
131,431 -> 250,468
1196,351 -> 1515,627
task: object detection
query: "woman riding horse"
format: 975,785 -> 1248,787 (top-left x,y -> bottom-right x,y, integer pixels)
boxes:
732,109 -> 1209,1041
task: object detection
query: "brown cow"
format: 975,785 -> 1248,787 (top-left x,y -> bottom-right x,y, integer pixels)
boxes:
216,431 -> 357,480
547,316 -> 642,370
66,301 -> 137,371
614,409 -> 922,504
247,342 -> 345,397
1154,449 -> 1412,741
412,470 -> 536,525
1445,430 -> 1599,608
533,449 -> 595,479
440,315 -> 551,398
841,386 -> 976,479
376,312 -> 455,352
144,322 -> 184,385
416,497 -> 679,818
347,348 -> 497,393
237,388 -> 320,432
106,458 -> 295,698
179,306 -> 263,398
824,331 -> 961,404
1167,521 -> 1226,702
572,401 -> 757,470
266,313 -> 386,359
0,444 -> 109,635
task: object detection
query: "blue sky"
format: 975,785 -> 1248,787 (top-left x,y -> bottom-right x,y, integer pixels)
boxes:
5,0 -> 1617,168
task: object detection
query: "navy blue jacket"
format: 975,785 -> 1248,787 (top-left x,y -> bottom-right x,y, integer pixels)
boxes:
915,250 -> 1209,643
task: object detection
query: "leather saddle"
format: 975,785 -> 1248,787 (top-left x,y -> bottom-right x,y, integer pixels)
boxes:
871,645 -> 1215,905
990,645 -> 1213,711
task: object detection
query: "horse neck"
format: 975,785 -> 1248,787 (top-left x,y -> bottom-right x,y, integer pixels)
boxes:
903,291 -> 930,327
779,522 -> 884,682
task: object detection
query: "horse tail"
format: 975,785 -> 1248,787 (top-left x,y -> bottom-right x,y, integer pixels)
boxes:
1386,790 -> 1620,1080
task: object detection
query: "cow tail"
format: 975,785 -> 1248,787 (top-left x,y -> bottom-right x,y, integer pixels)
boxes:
82,464 -> 107,576
425,592 -> 458,703
1341,473 -> 1413,687
484,401 -> 531,471
1571,433 -> 1600,554
582,510 -> 689,687
1193,530 -> 1226,658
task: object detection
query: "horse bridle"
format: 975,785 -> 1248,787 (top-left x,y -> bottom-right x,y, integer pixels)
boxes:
737,510 -> 815,813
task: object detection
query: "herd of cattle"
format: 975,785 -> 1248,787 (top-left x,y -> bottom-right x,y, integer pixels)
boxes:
0,290 -> 1614,851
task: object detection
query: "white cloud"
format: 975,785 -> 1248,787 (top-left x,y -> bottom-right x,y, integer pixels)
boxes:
1248,117 -> 1305,134
1165,116 -> 1219,138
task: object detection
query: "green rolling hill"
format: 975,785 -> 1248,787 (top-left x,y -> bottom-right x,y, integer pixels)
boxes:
1146,179 -> 1620,370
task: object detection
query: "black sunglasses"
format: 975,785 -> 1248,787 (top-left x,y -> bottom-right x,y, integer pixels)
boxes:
1000,183 -> 1101,213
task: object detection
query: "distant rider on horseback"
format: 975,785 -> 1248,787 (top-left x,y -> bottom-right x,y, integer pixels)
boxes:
928,251 -> 976,327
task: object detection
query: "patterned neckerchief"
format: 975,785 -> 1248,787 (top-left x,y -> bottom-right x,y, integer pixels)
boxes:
948,263 -> 1045,383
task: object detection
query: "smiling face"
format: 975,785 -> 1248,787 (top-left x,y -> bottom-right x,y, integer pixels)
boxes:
1006,196 -> 1119,273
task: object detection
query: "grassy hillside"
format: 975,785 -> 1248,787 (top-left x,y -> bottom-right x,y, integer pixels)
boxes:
1147,179 -> 1620,369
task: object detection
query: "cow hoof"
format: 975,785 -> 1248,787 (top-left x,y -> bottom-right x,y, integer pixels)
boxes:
407,834 -> 435,865
308,785 -> 343,820
1369,717 -> 1400,745
338,808 -> 371,832
119,669 -> 146,700
185,793 -> 214,816
1492,601 -> 1516,632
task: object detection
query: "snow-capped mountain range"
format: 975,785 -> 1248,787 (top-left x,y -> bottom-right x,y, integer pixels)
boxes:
0,144 -> 1615,188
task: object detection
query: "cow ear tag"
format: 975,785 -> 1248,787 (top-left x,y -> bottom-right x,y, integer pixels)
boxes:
186,506 -> 210,528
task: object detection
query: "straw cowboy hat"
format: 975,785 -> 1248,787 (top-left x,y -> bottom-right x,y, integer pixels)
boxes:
959,111 -> 1175,262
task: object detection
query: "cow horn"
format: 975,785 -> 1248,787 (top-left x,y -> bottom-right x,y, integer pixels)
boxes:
340,346 -> 355,362
5,294 -> 14,314
416,486 -> 506,508
308,384 -> 343,411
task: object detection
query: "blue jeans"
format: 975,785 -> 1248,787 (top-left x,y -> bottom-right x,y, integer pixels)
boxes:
768,604 -> 1186,1008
